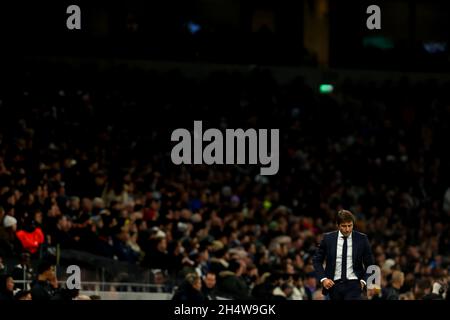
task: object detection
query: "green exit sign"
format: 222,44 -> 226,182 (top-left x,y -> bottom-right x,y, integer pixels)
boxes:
319,84 -> 334,94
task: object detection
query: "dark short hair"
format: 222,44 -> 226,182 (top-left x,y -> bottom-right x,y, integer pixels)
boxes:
228,260 -> 242,273
203,272 -> 216,281
336,210 -> 355,225
37,260 -> 53,275
417,279 -> 431,290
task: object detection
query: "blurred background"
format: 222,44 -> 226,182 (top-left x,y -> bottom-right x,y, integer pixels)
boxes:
0,0 -> 449,300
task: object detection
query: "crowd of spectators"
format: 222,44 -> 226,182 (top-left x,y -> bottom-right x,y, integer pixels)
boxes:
0,60 -> 449,300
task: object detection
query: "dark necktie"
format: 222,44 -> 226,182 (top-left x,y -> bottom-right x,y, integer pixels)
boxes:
341,236 -> 348,280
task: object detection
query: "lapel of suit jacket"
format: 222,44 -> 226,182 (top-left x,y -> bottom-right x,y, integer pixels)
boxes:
331,231 -> 338,269
352,230 -> 357,264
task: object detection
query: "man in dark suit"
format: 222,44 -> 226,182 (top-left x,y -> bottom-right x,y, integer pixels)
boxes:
313,210 -> 375,300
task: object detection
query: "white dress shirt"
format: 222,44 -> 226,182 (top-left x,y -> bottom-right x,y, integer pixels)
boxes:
334,231 -> 358,281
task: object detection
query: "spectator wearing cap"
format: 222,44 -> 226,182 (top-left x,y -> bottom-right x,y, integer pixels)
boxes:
3,215 -> 17,231
0,214 -> 21,257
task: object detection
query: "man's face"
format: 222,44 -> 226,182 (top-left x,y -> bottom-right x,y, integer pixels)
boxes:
204,274 -> 216,289
305,277 -> 316,288
338,221 -> 353,237
45,267 -> 56,281
6,276 -> 14,292
154,272 -> 165,285
284,287 -> 293,298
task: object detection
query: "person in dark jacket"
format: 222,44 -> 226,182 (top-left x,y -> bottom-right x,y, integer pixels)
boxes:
0,214 -> 22,257
217,259 -> 250,299
312,210 -> 375,300
202,272 -> 218,300
12,252 -> 35,291
172,273 -> 206,302
112,226 -> 139,263
30,261 -> 58,301
209,242 -> 229,275
382,271 -> 404,300
0,274 -> 15,301
143,237 -> 171,270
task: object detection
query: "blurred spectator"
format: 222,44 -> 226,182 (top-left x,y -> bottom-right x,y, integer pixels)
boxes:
0,274 -> 15,301
112,225 -> 139,263
172,273 -> 206,302
303,272 -> 318,300
50,215 -> 75,249
382,270 -> 404,300
202,272 -> 218,300
0,62 -> 448,299
14,289 -> 32,300
414,279 -> 441,300
15,219 -> 44,255
290,274 -> 308,300
421,279 -> 445,300
151,270 -> 172,293
143,236 -> 170,270
0,215 -> 20,257
272,282 -> 294,300
0,256 -> 5,274
30,261 -> 57,301
209,242 -> 229,275
12,252 -> 34,290
217,259 -> 250,299
252,272 -> 277,299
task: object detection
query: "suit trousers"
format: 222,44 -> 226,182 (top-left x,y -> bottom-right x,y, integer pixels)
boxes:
328,279 -> 362,300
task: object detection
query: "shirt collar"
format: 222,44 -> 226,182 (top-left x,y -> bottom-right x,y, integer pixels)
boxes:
338,230 -> 352,240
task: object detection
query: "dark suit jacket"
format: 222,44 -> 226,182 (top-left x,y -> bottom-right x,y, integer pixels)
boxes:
312,230 -> 375,293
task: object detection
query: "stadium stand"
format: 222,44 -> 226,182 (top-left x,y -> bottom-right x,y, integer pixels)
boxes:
0,59 -> 449,300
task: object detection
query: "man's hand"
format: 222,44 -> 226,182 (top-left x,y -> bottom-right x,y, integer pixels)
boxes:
360,280 -> 366,290
322,278 -> 335,290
